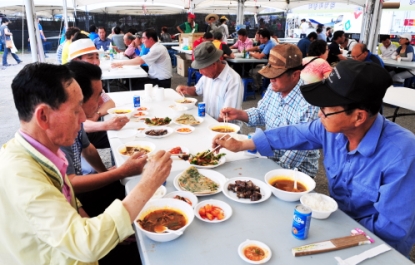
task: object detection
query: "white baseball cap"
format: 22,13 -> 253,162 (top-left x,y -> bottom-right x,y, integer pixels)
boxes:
68,39 -> 102,61
399,33 -> 411,40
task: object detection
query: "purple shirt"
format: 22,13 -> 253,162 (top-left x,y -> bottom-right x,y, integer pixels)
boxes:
19,130 -> 72,203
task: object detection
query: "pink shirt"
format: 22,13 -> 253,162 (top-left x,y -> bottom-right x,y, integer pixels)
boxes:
232,38 -> 253,52
301,57 -> 333,85
124,43 -> 137,59
19,130 -> 72,203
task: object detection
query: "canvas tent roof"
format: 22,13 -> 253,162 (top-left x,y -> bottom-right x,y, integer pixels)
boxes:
0,0 -> 368,16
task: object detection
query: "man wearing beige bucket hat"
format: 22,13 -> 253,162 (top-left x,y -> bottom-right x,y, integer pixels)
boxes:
176,41 -> 243,120
205,13 -> 219,33
219,44 -> 320,177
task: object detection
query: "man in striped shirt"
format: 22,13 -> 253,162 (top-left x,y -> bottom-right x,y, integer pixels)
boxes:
220,44 -> 320,177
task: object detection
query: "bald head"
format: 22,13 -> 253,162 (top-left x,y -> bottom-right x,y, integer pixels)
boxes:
351,43 -> 368,62
123,33 -> 135,46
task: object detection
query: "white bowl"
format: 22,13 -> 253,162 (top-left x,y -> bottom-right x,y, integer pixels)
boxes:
135,198 -> 194,242
264,169 -> 316,202
300,193 -> 338,219
174,97 -> 198,109
194,199 -> 232,223
175,125 -> 195,135
151,185 -> 167,200
169,104 -> 189,113
115,129 -> 137,142
107,107 -> 134,118
118,141 -> 156,158
163,191 -> 199,208
238,239 -> 272,264
208,122 -> 240,137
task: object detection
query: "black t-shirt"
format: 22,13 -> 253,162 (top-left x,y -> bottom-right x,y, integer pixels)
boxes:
327,41 -> 341,64
221,43 -> 232,57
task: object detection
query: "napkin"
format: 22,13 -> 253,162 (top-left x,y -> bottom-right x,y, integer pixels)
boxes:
334,244 -> 391,265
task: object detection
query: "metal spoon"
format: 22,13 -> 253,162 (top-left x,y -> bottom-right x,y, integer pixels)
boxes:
154,225 -> 183,235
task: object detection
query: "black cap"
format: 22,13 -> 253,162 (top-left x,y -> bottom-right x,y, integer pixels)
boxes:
300,60 -> 392,107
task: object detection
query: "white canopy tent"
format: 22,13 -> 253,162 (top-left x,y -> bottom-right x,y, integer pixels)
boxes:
0,0 -> 396,62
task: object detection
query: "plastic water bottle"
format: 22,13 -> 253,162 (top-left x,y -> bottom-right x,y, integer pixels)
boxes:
109,43 -> 114,61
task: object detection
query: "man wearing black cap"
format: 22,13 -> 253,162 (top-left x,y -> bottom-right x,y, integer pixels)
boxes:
213,60 -> 415,257
220,44 -> 320,177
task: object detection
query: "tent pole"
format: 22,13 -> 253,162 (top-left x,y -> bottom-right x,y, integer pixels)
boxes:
24,0 -> 44,62
62,0 -> 69,29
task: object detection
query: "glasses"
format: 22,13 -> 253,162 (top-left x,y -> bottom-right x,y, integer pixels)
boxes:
319,107 -> 353,118
351,52 -> 363,59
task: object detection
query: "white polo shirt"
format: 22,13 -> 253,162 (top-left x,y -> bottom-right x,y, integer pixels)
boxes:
141,42 -> 172,80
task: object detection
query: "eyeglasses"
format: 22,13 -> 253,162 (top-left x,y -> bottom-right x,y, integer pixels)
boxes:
351,52 -> 363,59
319,107 -> 353,118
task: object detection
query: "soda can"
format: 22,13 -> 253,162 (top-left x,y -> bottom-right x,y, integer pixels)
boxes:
292,204 -> 312,240
247,133 -> 257,154
198,102 -> 206,117
133,95 -> 141,108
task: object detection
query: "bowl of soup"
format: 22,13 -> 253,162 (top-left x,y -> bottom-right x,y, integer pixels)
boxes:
107,107 -> 134,119
136,198 -> 195,242
117,141 -> 156,158
208,122 -> 240,137
264,169 -> 316,202
174,97 -> 198,109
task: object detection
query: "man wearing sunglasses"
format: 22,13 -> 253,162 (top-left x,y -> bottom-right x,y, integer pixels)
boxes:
220,44 -> 320,178
214,59 -> 415,257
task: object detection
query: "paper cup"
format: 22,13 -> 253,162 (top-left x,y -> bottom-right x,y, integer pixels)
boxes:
154,87 -> 165,102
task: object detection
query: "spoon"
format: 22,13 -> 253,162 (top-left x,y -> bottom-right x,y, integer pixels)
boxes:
293,168 -> 298,191
178,91 -> 186,103
154,225 -> 183,235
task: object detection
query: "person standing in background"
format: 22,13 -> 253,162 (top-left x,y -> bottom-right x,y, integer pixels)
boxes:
316,27 -> 326,41
205,13 -> 219,33
326,27 -> 333,42
218,16 -> 229,42
1,18 -> 22,69
89,25 -> 98,41
177,13 -> 199,33
299,19 -> 308,38
160,27 -> 172,42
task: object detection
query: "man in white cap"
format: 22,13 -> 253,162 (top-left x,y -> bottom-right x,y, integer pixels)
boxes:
68,38 -> 129,177
220,44 -> 320,177
176,41 -> 243,120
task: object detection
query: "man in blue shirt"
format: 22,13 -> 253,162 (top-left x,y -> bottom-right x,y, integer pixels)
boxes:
247,28 -> 275,59
247,28 -> 276,89
93,27 -> 111,51
297,32 -> 317,57
351,43 -> 384,67
214,60 -> 415,257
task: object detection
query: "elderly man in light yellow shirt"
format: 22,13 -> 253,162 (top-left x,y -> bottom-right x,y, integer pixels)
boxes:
0,63 -> 172,264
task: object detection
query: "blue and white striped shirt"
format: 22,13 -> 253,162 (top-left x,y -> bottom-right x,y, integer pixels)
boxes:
246,79 -> 320,176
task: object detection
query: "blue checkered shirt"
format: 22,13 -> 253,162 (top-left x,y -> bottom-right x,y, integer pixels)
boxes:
245,79 -> 320,176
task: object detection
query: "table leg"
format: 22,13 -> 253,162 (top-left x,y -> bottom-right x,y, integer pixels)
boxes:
129,79 -> 132,91
106,80 -> 111,93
